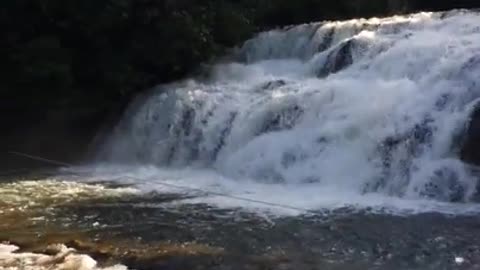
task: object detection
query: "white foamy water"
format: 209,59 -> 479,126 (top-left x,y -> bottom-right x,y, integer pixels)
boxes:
0,180 -> 138,209
62,165 -> 480,216
91,10 -> 480,215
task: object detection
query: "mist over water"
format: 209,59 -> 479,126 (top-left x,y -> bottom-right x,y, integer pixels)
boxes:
96,10 -> 480,214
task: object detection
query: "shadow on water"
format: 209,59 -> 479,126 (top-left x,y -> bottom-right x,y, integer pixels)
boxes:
1,170 -> 480,270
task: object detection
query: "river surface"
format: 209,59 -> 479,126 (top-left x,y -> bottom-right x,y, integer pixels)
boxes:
1,166 -> 480,270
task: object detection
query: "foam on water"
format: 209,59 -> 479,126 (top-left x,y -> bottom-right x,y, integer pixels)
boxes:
0,180 -> 138,208
0,179 -> 139,220
93,10 -> 480,215
63,165 -> 480,216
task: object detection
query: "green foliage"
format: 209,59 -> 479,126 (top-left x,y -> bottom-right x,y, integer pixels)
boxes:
1,0 -> 478,113
1,0 -> 257,108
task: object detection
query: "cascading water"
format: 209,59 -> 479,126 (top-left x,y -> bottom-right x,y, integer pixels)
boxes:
99,10 -> 480,212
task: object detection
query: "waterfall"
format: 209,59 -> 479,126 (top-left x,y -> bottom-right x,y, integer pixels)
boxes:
100,10 -> 480,204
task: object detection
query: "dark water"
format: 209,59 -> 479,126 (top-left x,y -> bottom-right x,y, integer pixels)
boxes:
2,170 -> 480,270
57,200 -> 480,270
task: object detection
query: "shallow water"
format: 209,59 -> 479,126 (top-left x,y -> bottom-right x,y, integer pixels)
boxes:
1,168 -> 480,270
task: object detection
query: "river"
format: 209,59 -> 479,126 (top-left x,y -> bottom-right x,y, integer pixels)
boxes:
2,10 -> 480,270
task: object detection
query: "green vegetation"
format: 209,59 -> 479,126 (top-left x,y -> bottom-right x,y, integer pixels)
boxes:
1,0 -> 478,112
1,0 -> 256,112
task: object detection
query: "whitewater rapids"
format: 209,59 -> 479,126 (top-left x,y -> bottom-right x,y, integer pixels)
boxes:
93,10 -> 480,214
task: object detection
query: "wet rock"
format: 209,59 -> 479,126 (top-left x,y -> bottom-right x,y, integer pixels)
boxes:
461,106 -> 480,166
165,106 -> 196,165
316,27 -> 334,53
317,39 -> 354,77
211,112 -> 238,162
419,168 -> 466,203
2,231 -> 225,270
461,106 -> 480,201
259,80 -> 287,91
260,105 -> 304,134
0,243 -> 126,270
374,119 -> 435,194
